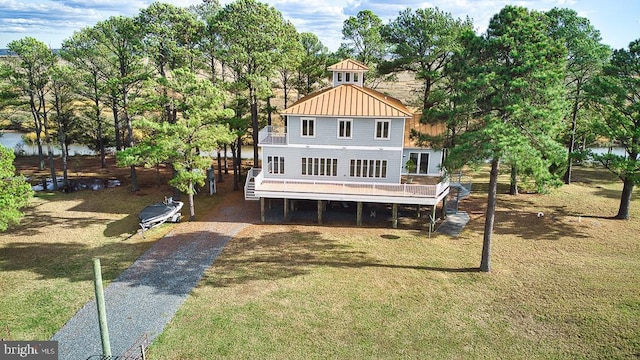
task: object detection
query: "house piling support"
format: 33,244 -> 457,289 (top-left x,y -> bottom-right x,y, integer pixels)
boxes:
392,203 -> 398,229
260,197 -> 265,222
283,198 -> 289,222
416,204 -> 421,217
317,200 -> 323,225
441,197 -> 447,219
356,202 -> 363,226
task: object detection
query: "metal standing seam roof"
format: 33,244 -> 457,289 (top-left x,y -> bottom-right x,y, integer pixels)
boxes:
403,113 -> 447,148
327,59 -> 369,71
281,84 -> 413,118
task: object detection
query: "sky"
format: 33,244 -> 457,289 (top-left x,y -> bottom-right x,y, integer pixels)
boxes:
0,0 -> 638,52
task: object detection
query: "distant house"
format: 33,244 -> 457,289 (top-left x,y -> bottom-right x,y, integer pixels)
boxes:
244,59 -> 449,227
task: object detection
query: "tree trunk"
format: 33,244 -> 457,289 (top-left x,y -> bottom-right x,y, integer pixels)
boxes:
224,144 -> 229,174
266,96 -> 273,127
564,85 -> 580,185
233,139 -> 242,191
123,89 -> 138,191
283,82 -> 289,109
481,158 -> 500,272
509,163 -> 518,195
35,126 -> 45,170
217,151 -> 223,183
616,177 -> 635,220
111,98 -> 121,151
27,89 -> 46,170
209,57 -> 217,84
96,104 -> 106,168
230,142 -> 238,191
92,74 -> 106,168
251,99 -> 259,168
54,90 -> 69,188
422,77 -> 433,114
188,180 -> 195,221
59,133 -> 68,189
41,100 -> 58,191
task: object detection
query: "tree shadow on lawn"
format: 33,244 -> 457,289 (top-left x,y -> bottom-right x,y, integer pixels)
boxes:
0,228 -> 235,296
460,195 -> 591,241
590,185 -> 627,201
1,226 -> 479,297
8,187 -> 170,238
200,228 -> 479,289
5,202 -> 140,239
0,239 -> 156,283
7,209 -> 121,238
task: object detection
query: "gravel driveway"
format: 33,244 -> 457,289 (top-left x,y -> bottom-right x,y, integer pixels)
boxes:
52,189 -> 259,360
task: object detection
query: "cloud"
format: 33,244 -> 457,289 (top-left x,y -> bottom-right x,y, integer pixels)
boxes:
0,0 -> 635,52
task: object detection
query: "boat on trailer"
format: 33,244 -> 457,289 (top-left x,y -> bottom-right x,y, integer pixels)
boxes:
138,197 -> 183,231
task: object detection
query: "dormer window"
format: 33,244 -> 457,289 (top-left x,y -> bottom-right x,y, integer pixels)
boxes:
354,73 -> 359,82
345,73 -> 351,82
337,73 -> 343,82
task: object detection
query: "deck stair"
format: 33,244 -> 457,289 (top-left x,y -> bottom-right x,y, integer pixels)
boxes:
244,168 -> 260,201
445,172 -> 472,214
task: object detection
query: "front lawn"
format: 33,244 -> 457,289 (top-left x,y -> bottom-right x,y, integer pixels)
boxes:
150,165 -> 640,359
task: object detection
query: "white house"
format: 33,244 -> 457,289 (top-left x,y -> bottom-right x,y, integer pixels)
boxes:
244,59 -> 449,227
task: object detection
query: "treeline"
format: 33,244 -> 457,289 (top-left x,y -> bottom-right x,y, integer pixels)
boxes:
0,1 -> 637,231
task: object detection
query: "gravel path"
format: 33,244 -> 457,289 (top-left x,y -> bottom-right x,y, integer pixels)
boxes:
52,189 -> 259,360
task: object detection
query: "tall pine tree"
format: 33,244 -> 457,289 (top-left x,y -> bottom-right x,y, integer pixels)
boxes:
446,6 -> 567,272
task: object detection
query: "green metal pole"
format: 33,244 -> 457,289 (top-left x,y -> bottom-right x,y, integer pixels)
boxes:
93,258 -> 111,357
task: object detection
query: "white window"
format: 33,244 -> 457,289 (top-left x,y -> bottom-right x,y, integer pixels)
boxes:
350,159 -> 387,178
409,153 -> 429,174
301,118 -> 315,137
302,158 -> 337,176
345,73 -> 351,82
354,73 -> 359,83
337,119 -> 352,139
337,73 -> 343,82
375,120 -> 390,140
267,156 -> 285,174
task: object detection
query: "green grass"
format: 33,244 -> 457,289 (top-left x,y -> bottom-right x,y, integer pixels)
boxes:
0,183 -> 174,340
1,163 -> 638,358
0,155 -> 233,341
149,165 -> 640,359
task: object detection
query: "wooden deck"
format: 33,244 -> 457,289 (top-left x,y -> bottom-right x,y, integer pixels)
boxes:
250,170 -> 449,206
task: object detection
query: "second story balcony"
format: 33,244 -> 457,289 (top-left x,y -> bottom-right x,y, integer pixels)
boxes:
258,125 -> 287,146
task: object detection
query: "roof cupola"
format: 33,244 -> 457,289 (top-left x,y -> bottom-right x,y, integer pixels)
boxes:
327,59 -> 368,88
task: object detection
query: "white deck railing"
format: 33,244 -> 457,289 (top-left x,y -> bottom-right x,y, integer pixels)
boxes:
256,176 -> 449,199
258,125 -> 287,145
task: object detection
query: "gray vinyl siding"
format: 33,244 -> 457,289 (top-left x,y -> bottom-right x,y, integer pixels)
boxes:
402,148 -> 444,175
262,146 -> 402,184
287,115 -> 405,147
